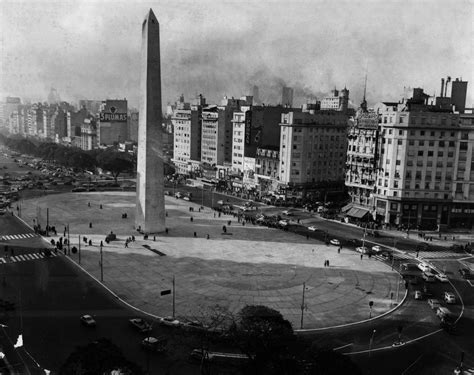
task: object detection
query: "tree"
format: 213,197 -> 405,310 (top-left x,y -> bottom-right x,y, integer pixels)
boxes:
96,151 -> 133,182
230,305 -> 297,374
59,338 -> 143,375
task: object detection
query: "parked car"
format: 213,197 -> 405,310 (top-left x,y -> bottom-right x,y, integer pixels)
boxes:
141,336 -> 167,352
436,306 -> 454,321
330,239 -> 341,246
307,225 -> 317,231
371,245 -> 382,253
435,273 -> 449,283
281,210 -> 294,216
278,220 -> 289,227
129,318 -> 152,332
356,246 -> 369,254
160,316 -> 180,327
427,298 -> 441,310
80,314 -> 96,327
414,290 -> 423,300
417,263 -> 431,273
444,292 -> 456,304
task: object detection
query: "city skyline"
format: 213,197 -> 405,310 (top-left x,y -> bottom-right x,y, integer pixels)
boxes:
1,0 -> 473,108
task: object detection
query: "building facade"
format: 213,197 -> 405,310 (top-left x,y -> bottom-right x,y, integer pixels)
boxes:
279,111 -> 349,188
320,88 -> 349,112
98,99 -> 128,146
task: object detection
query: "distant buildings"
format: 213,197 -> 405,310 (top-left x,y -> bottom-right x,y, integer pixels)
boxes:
97,99 -> 128,146
281,87 -> 294,107
320,87 -> 349,112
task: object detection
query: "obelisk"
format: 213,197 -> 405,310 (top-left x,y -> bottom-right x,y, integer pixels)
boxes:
136,9 -> 165,233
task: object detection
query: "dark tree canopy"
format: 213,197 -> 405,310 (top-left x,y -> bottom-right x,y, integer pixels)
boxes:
96,150 -> 133,182
59,338 -> 143,375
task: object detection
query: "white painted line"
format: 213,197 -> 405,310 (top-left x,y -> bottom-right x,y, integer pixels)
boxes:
467,280 -> 474,287
333,343 -> 353,351
0,258 -> 6,263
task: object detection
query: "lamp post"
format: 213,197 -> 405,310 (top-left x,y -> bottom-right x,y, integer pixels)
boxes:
300,282 -> 308,329
100,244 -> 103,282
369,329 -> 376,357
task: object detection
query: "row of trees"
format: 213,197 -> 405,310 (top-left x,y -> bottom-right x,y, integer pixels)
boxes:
0,134 -> 176,182
0,135 -> 135,182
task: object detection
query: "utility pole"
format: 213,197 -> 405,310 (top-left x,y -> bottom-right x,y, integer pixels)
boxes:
100,244 -> 103,282
67,224 -> 70,255
46,208 -> 49,236
78,235 -> 81,265
172,275 -> 176,318
300,282 -> 306,329
369,329 -> 376,357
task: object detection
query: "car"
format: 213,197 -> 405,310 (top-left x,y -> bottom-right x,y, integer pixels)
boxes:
417,263 -> 431,273
281,210 -> 294,216
129,318 -> 152,332
80,314 -> 96,327
330,239 -> 341,246
356,246 -> 369,254
435,273 -> 449,283
160,316 -> 180,327
278,220 -> 289,227
141,336 -> 167,352
183,320 -> 206,331
427,298 -> 441,310
436,306 -> 454,321
183,196 -> 190,201
414,290 -> 423,300
458,268 -> 471,279
307,226 -> 317,231
175,192 -> 183,199
444,292 -> 456,304
371,245 -> 382,253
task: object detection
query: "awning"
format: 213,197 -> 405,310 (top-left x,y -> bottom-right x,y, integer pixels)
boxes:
341,203 -> 353,213
346,207 -> 370,219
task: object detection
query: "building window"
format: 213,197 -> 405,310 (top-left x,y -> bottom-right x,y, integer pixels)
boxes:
420,131 -> 425,136
418,151 -> 424,156
428,151 -> 433,157
397,139 -> 403,145
399,130 -> 403,135
419,140 -> 424,146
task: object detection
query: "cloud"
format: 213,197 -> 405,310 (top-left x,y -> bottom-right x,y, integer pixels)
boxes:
0,0 -> 472,108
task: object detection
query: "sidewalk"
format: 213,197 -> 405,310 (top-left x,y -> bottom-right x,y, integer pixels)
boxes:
20,191 -> 403,330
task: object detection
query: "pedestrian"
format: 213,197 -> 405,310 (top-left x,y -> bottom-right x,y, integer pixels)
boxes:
194,232 -> 197,237
323,260 -> 326,267
360,253 -> 363,260
338,247 -> 341,254
88,239 -> 92,246
100,240 -> 103,247
125,240 -> 128,248
214,212 -> 216,218
228,220 -> 231,226
100,204 -> 103,209
153,235 -> 156,241
88,202 -> 90,207
207,234 -> 210,240
190,216 -> 193,222
327,260 -> 330,267
89,222 -> 92,228
165,228 -> 169,234
131,235 -> 135,242
312,249 -> 314,253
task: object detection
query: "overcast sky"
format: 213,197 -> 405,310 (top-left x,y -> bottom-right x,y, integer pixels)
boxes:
0,0 -> 473,108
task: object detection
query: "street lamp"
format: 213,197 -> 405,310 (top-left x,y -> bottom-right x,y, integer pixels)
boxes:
369,329 -> 376,357
100,244 -> 104,282
300,282 -> 308,329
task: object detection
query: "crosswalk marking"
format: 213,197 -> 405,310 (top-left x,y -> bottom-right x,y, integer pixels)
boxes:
0,233 -> 38,241
1,252 -> 57,264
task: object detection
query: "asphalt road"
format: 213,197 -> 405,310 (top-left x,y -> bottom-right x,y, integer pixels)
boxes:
0,171 -> 472,373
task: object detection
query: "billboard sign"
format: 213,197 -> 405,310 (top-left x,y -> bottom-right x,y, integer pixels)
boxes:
100,106 -> 127,122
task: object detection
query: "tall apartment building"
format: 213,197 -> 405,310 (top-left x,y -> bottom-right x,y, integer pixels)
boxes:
320,88 -> 349,112
279,111 -> 349,188
345,98 -> 380,220
80,117 -> 98,150
1,97 -> 21,130
171,95 -> 204,175
366,82 -> 473,229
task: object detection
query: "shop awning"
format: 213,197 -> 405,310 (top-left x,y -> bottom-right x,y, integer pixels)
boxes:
346,207 -> 370,219
341,203 -> 353,213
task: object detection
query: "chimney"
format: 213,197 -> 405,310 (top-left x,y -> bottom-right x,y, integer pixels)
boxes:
445,76 -> 451,98
440,78 -> 445,98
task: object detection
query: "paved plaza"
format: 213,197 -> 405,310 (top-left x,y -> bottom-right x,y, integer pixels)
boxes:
19,191 -> 402,329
